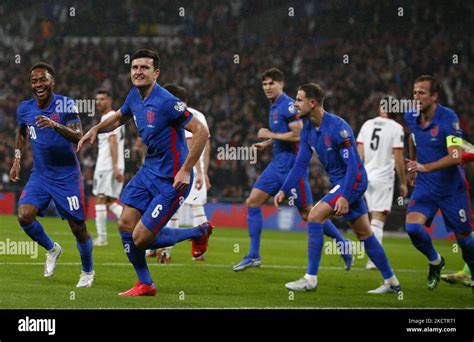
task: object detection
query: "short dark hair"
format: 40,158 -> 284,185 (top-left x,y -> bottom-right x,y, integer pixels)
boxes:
30,61 -> 55,78
163,83 -> 187,102
131,49 -> 160,69
96,89 -> 112,98
298,83 -> 324,104
414,75 -> 440,95
261,67 -> 284,82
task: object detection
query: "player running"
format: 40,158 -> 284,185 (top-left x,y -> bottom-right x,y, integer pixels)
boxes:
78,49 -> 213,296
233,68 -> 352,272
275,83 -> 401,294
92,90 -> 125,246
404,75 -> 474,291
356,95 -> 408,270
146,83 -> 212,263
9,62 -> 95,288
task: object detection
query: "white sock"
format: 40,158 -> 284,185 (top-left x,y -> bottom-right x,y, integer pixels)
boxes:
108,202 -> 123,219
304,274 -> 318,286
95,204 -> 107,239
191,205 -> 207,226
384,275 -> 400,286
370,219 -> 384,244
429,253 -> 442,265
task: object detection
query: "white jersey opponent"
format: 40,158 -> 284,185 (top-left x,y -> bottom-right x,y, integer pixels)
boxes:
95,111 -> 125,171
356,116 -> 404,183
93,111 -> 125,198
184,107 -> 210,205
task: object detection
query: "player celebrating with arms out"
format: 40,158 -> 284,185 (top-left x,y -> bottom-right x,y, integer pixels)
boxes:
78,49 -> 213,296
356,95 -> 408,270
233,68 -> 352,272
275,83 -> 401,294
10,62 -> 94,287
405,75 -> 474,291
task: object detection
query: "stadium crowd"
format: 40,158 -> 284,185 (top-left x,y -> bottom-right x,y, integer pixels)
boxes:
0,0 -> 472,204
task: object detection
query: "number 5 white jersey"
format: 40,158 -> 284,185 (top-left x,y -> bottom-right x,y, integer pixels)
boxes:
356,117 -> 404,183
95,111 -> 125,172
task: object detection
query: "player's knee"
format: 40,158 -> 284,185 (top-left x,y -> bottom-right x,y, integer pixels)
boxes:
245,196 -> 260,208
69,220 -> 89,241
299,210 -> 309,222
18,209 -> 35,227
308,211 -> 324,224
118,217 -> 135,233
132,230 -> 149,250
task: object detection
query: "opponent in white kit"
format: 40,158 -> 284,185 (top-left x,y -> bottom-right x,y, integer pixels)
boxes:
92,90 -> 125,246
356,95 -> 408,269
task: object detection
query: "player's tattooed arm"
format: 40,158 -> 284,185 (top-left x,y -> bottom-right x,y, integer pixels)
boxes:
35,115 -> 83,144
9,126 -> 28,182
257,120 -> 302,143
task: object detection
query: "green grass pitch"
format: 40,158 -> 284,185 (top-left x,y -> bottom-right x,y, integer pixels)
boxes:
0,214 -> 472,308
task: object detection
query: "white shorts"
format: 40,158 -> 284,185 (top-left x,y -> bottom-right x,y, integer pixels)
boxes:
92,169 -> 124,199
364,181 -> 394,213
185,174 -> 207,206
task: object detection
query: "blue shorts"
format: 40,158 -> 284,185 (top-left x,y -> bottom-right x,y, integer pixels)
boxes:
18,171 -> 86,221
120,167 -> 193,234
254,162 -> 312,209
320,181 -> 368,222
407,184 -> 472,234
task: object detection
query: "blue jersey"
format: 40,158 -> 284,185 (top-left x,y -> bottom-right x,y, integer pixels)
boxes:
268,92 -> 301,171
16,94 -> 81,180
120,83 -> 193,178
282,112 -> 367,200
404,104 -> 465,196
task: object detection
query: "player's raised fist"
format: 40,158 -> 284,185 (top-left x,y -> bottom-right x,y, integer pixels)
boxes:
77,127 -> 98,152
405,158 -> 426,174
274,190 -> 285,209
35,115 -> 58,129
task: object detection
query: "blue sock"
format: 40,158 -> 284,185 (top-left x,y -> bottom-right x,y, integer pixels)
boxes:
247,207 -> 263,258
21,220 -> 54,250
323,220 -> 346,244
406,223 -> 438,262
120,231 -> 152,285
307,222 -> 324,275
457,235 -> 474,281
363,234 -> 394,279
76,236 -> 93,273
149,226 -> 202,249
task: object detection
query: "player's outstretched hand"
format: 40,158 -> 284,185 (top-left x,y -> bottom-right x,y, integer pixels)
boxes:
9,161 -> 20,182
406,158 -> 426,174
77,127 -> 98,152
173,168 -> 191,191
252,142 -> 266,150
35,115 -> 58,129
257,128 -> 273,139
113,168 -> 124,183
195,174 -> 203,190
205,174 -> 212,190
334,197 -> 349,216
399,183 -> 408,197
274,190 -> 285,209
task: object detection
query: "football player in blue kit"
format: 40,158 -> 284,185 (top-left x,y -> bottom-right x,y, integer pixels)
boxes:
275,83 -> 401,293
78,49 -> 213,296
405,75 -> 474,291
233,68 -> 352,272
9,62 -> 94,288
